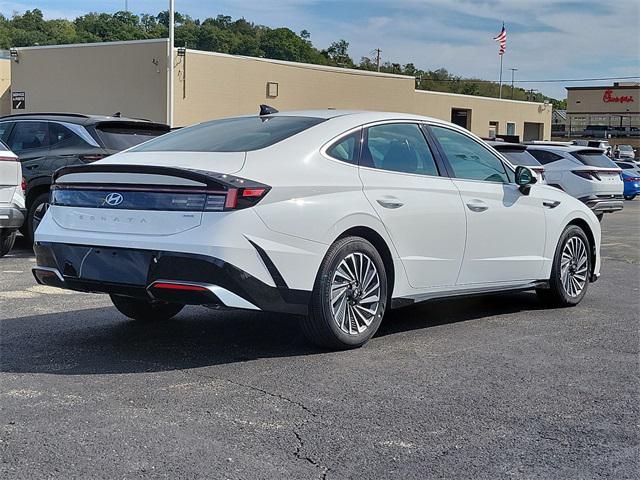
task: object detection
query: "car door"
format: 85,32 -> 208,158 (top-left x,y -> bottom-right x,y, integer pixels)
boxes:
428,125 -> 546,285
7,121 -> 51,180
357,122 -> 466,289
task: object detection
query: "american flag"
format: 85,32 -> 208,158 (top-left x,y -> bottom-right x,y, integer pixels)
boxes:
494,24 -> 506,55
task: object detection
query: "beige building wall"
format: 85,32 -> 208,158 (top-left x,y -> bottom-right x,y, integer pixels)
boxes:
0,59 -> 11,116
173,50 -> 415,125
11,39 -> 169,123
174,49 -> 550,139
412,90 -> 551,140
7,40 -> 550,140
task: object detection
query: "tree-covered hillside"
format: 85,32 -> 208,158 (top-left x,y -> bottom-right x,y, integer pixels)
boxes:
0,9 -> 565,107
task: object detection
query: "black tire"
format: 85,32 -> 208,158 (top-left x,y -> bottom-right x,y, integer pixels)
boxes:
0,230 -> 17,257
110,294 -> 184,321
536,225 -> 591,307
624,195 -> 636,200
25,192 -> 50,244
301,236 -> 388,350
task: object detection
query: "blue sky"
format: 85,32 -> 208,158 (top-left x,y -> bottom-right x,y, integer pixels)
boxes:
2,0 -> 639,99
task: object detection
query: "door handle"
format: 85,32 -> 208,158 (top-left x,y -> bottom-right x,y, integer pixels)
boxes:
543,200 -> 561,209
466,200 -> 488,212
376,199 -> 404,209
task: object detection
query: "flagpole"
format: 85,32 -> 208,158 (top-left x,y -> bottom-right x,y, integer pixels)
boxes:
498,53 -> 504,99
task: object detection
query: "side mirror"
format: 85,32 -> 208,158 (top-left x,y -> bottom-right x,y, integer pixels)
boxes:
515,165 -> 537,195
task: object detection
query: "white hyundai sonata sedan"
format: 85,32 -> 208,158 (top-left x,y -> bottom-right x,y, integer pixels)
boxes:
33,109 -> 601,349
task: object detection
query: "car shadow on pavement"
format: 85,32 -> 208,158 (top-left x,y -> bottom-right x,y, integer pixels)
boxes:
0,291 -> 546,376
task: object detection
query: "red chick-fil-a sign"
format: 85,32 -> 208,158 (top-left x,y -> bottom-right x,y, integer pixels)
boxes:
602,89 -> 635,103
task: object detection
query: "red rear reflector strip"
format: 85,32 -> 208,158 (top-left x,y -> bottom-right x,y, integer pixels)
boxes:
152,282 -> 208,291
242,188 -> 266,197
0,156 -> 16,162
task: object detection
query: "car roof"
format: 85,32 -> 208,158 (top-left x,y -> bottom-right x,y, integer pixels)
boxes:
264,109 -> 446,124
486,141 -> 526,149
0,112 -> 167,127
527,144 -> 604,154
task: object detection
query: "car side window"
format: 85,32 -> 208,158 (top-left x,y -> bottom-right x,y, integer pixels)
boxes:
362,123 -> 439,176
430,126 -> 509,183
8,121 -> 49,152
0,122 -> 13,142
49,122 -> 90,149
326,131 -> 361,165
528,150 -> 564,165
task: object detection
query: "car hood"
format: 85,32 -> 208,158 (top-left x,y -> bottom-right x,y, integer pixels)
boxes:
97,151 -> 246,175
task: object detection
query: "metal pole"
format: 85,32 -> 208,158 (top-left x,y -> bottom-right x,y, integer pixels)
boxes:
498,54 -> 504,99
510,68 -> 517,99
168,0 -> 175,127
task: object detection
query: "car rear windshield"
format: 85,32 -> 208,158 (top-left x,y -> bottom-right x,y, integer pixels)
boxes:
131,116 -> 325,152
495,148 -> 542,167
571,150 -> 619,168
94,122 -> 170,150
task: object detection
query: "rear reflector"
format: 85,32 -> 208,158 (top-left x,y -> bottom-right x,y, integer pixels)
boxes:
79,153 -> 108,163
0,155 -> 17,162
151,282 -> 209,292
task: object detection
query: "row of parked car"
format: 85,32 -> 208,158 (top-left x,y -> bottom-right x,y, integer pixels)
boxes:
0,113 -> 170,256
0,111 -> 637,260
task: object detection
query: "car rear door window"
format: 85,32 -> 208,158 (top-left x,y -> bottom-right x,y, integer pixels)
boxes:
496,148 -> 542,167
326,131 -> 361,165
430,126 -> 509,183
362,123 -> 439,176
528,149 -> 564,165
7,121 -> 49,152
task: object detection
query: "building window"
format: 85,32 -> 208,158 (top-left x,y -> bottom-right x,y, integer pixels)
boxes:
506,122 -> 516,136
488,121 -> 499,138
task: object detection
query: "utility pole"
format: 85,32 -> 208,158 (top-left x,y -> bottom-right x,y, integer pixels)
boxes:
509,68 -> 518,99
125,0 -> 128,11
374,48 -> 381,72
168,0 -> 175,127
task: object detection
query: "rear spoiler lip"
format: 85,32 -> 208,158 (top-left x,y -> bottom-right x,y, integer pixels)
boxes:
53,163 -> 248,191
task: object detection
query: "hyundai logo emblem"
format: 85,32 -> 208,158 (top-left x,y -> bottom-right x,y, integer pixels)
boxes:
105,192 -> 124,206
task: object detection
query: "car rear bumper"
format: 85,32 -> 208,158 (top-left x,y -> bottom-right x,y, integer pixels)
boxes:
0,205 -> 25,229
579,194 -> 624,213
32,242 -> 310,315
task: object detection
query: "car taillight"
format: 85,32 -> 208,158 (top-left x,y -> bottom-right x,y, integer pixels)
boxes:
0,155 -> 17,162
571,170 -> 601,181
624,176 -> 640,182
209,186 -> 269,211
79,153 -> 108,163
21,177 -> 26,192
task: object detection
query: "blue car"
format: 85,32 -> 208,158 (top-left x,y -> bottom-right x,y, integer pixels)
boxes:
616,161 -> 640,200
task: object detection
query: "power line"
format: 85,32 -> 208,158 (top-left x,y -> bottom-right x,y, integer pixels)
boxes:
420,75 -> 640,84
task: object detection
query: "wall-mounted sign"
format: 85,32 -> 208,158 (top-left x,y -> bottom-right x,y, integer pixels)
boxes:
603,89 -> 634,104
266,82 -> 279,98
12,91 -> 25,109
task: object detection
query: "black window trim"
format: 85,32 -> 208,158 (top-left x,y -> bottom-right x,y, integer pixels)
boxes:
0,120 -> 16,143
424,123 -> 516,185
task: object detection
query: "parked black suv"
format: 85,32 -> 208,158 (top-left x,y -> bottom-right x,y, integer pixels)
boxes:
0,113 -> 170,242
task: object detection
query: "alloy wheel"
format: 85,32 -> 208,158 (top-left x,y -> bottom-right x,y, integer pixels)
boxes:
560,236 -> 588,298
330,252 -> 381,335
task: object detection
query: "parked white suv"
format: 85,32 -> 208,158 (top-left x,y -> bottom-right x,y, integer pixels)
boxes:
33,110 -> 602,349
0,141 -> 24,256
526,145 -> 623,219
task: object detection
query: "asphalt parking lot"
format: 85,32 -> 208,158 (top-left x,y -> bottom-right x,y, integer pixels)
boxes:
1,202 -> 638,480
